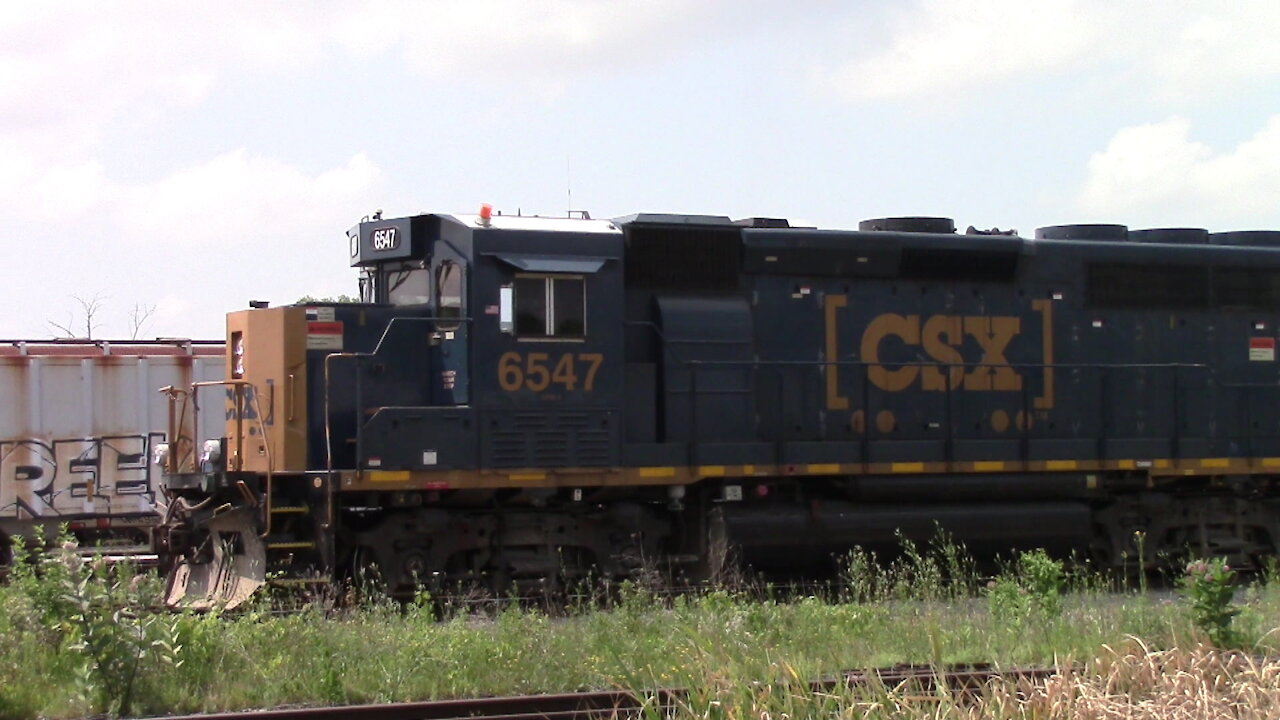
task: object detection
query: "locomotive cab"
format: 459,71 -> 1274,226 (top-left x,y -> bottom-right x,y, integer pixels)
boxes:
160,211 -> 630,606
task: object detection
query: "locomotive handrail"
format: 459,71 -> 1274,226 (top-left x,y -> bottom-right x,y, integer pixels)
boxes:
324,316 -> 474,508
1,338 -> 223,345
679,360 -> 1209,368
630,328 -> 1222,470
179,379 -> 275,538
158,385 -> 194,475
622,320 -> 692,364
666,359 -> 1221,470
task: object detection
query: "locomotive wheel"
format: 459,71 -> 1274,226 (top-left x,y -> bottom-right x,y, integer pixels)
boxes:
346,545 -> 387,597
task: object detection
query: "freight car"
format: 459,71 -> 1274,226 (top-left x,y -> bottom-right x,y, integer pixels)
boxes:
0,340 -> 224,566
157,209 -> 1280,608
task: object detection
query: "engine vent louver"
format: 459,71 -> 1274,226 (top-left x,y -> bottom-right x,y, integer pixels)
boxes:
1211,231 -> 1280,248
858,217 -> 955,234
624,226 -> 741,290
487,412 -> 611,468
732,217 -> 790,228
1129,228 -> 1209,244
1035,224 -> 1128,241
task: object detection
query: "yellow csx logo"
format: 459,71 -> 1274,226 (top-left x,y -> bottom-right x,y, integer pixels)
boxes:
860,313 -> 1022,392
824,295 -> 1056,412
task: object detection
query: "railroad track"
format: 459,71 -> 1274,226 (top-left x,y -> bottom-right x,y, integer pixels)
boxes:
147,664 -> 1070,720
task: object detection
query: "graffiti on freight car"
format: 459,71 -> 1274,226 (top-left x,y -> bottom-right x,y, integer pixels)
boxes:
0,434 -> 162,519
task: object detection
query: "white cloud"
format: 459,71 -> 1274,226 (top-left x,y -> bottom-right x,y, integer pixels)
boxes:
1078,115 -> 1280,228
818,0 -> 1101,100
0,1 -> 725,151
817,0 -> 1280,102
366,1 -> 725,77
2,1 -> 740,338
3,150 -> 384,339
116,150 -> 381,244
0,1 -> 730,228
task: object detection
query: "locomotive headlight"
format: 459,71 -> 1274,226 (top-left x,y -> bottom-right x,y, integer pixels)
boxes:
201,439 -> 222,465
153,442 -> 170,467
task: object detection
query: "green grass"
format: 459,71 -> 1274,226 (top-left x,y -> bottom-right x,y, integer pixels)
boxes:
3,540 -> 1280,718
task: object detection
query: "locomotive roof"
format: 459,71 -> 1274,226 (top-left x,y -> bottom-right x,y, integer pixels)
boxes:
443,213 -> 621,234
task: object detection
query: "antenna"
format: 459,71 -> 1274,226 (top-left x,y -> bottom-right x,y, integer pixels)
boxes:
566,156 -> 572,218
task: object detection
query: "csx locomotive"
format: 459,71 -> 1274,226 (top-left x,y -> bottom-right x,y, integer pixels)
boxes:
158,208 -> 1280,607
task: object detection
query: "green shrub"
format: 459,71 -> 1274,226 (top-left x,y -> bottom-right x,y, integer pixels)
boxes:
1018,548 -> 1065,617
4,534 -> 182,717
1179,557 -> 1240,647
986,549 -> 1065,627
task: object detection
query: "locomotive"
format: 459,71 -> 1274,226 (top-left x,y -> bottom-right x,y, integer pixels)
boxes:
157,207 -> 1280,607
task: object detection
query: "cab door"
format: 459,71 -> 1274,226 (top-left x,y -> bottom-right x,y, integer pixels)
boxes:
476,252 -> 623,469
432,259 -> 469,406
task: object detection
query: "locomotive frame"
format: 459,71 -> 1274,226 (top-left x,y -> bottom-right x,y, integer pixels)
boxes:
157,211 -> 1280,607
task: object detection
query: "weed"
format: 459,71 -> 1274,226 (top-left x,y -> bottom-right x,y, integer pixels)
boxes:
1019,548 -> 1066,617
987,549 -> 1065,630
1179,557 -> 1240,647
6,538 -> 1280,718
3,534 -> 181,717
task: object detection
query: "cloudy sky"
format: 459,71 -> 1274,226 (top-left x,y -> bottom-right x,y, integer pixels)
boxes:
3,1 -> 1278,339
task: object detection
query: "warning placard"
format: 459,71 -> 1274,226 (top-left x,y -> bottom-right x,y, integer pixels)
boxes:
307,321 -> 343,350
1249,337 -> 1275,362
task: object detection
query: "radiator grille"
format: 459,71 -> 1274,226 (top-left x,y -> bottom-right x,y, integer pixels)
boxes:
486,411 -> 613,468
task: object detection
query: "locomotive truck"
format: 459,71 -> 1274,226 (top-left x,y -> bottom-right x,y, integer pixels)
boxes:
157,208 -> 1280,608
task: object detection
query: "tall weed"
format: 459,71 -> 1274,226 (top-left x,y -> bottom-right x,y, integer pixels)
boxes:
4,534 -> 182,717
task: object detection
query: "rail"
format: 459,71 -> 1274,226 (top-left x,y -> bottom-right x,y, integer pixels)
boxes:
140,663 -> 1072,720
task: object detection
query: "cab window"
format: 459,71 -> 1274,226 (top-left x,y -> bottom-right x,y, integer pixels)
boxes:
514,275 -> 585,338
436,261 -> 464,324
385,263 -> 430,306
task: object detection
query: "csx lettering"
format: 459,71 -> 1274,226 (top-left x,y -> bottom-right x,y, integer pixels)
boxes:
226,385 -> 261,422
860,313 -> 1022,392
499,352 -> 603,393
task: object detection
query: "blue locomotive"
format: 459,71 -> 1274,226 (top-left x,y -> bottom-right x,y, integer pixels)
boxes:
158,208 -> 1280,607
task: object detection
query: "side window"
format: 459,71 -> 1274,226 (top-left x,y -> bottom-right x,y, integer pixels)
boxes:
514,276 -> 546,335
386,263 -> 430,306
436,261 -> 464,325
513,275 -> 585,339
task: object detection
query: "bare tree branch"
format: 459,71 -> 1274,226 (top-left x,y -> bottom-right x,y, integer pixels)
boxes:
48,316 -> 75,338
128,303 -> 157,340
48,293 -> 106,339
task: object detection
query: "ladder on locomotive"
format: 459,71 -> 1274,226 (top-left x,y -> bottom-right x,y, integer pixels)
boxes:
198,379 -> 330,590
263,477 -> 329,590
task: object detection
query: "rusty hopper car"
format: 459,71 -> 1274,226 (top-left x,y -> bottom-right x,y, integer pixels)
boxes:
0,340 -> 223,565
158,210 -> 1280,608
